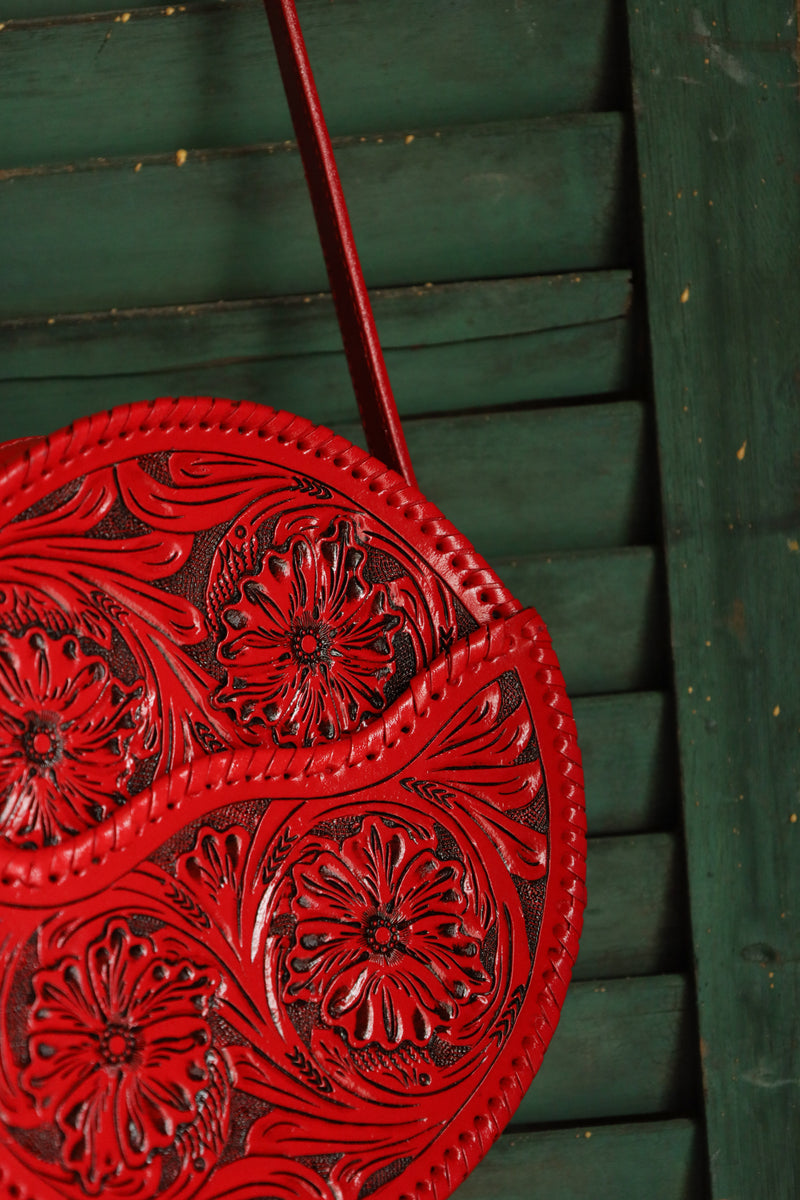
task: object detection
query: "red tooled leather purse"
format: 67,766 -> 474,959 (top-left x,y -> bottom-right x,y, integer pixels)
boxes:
0,5 -> 586,1199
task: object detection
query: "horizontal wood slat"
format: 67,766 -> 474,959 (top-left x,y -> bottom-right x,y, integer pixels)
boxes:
577,833 -> 685,981
0,273 -> 634,423
496,546 -> 667,697
0,114 -> 629,319
396,402 -> 654,559
0,323 -> 632,428
453,1118 -> 704,1200
515,974 -> 694,1125
575,691 -> 676,835
0,0 -> 623,165
2,0 -> 192,11
0,401 -> 655,555
0,269 -> 632,372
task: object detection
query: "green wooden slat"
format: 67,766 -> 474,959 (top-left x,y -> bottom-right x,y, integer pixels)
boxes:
0,114 -> 629,319
576,833 -> 684,981
628,4 -> 800,1196
515,975 -> 694,1125
453,1119 -> 705,1200
0,320 -> 632,426
0,400 -> 654,556
0,274 -> 634,422
0,0 -> 624,165
495,546 -> 667,697
0,270 -> 632,373
575,691 -> 676,835
402,402 -> 654,559
0,0 -> 147,11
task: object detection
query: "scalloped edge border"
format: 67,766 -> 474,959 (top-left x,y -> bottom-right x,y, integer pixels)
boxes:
0,399 -> 586,1200
0,395 -> 522,619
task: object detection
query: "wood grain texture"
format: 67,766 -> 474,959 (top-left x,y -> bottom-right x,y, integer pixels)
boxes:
0,0 -> 623,165
0,269 -> 632,371
399,402 -> 655,559
0,114 -> 629,319
0,273 -> 634,422
453,1118 -> 704,1200
575,691 -> 677,835
628,2 -> 800,1195
514,974 -> 695,1124
496,546 -> 667,696
576,833 -> 685,981
0,320 -> 632,426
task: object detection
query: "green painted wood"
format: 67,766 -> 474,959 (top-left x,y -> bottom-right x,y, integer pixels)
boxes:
453,1119 -> 705,1200
515,974 -> 694,1125
0,270 -> 632,373
0,273 -> 634,422
0,400 -> 655,556
0,0 -> 153,11
400,402 -> 654,559
0,320 -> 632,426
576,833 -> 684,981
0,114 -> 629,319
628,3 -> 800,1195
575,691 -> 676,835
0,0 -> 623,165
495,546 -> 667,697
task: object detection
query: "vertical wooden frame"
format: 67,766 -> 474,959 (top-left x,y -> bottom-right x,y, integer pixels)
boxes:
627,2 -> 800,1193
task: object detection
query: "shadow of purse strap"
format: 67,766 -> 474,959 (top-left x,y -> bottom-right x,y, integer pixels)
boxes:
262,0 -> 417,488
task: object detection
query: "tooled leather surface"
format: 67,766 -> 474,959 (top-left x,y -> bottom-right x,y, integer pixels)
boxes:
0,398 -> 585,1200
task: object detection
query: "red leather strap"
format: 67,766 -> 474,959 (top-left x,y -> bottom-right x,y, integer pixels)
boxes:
262,0 -> 417,487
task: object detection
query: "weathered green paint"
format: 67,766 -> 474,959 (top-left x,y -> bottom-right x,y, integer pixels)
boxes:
497,546 -> 667,696
0,271 -> 633,430
454,1119 -> 704,1200
397,402 -> 654,559
0,114 -> 629,318
575,691 -> 676,835
0,272 -> 632,373
578,833 -> 685,981
628,2 -> 800,1194
0,0 -> 623,165
0,320 -> 631,426
515,975 -> 694,1124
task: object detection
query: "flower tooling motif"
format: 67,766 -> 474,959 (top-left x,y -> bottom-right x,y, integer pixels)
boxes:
0,627 -> 141,846
285,819 -> 491,1049
214,520 -> 403,745
22,920 -> 222,1194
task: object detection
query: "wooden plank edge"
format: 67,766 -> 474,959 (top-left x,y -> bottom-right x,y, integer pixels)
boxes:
0,271 -> 632,377
453,1117 -> 705,1199
513,973 -> 695,1124
0,110 -> 626,179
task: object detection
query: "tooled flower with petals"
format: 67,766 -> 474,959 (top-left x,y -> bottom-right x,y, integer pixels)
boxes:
284,819 -> 490,1049
22,920 -> 222,1195
0,627 -> 142,846
213,520 -> 403,746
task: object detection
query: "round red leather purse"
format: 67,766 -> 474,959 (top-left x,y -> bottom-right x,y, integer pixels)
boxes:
0,5 -> 586,1199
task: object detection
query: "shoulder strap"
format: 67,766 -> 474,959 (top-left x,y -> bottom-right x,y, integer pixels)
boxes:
262,0 -> 417,488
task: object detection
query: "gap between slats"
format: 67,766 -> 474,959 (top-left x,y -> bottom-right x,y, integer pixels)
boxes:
0,114 -> 630,318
